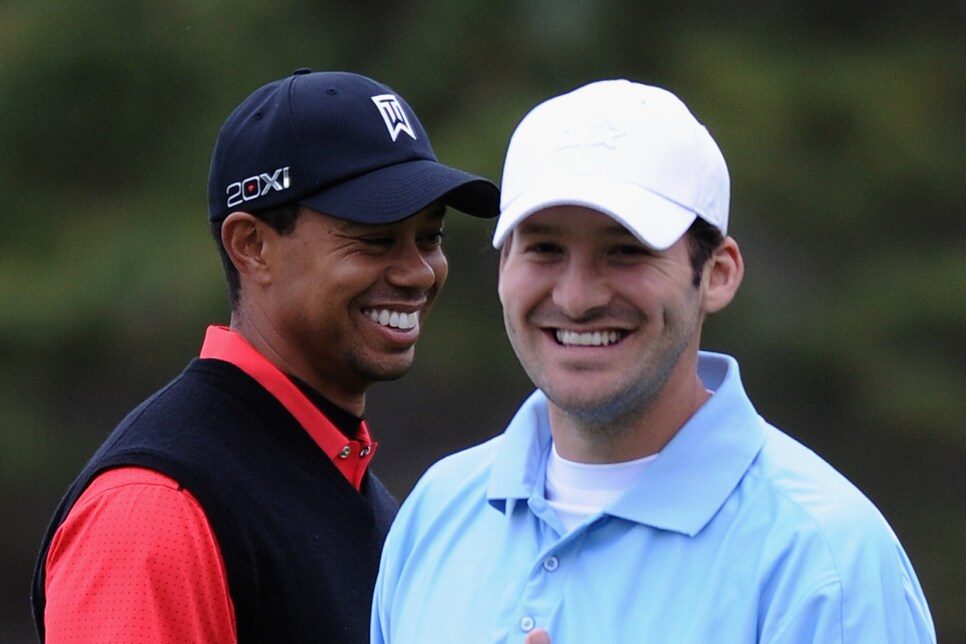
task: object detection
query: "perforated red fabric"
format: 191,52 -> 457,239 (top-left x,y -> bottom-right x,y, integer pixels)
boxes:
44,467 -> 236,642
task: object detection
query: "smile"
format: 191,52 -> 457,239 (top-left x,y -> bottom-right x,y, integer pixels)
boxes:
555,329 -> 624,347
364,308 -> 419,331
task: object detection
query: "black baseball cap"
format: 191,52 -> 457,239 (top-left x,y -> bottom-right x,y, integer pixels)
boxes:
208,69 -> 499,223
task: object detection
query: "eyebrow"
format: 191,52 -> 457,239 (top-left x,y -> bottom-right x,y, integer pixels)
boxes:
517,218 -> 635,238
424,203 -> 447,224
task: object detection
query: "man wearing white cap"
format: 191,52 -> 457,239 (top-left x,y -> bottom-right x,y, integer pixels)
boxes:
371,80 -> 936,643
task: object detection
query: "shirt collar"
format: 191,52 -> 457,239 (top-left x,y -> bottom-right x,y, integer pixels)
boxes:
487,351 -> 764,536
198,325 -> 376,490
487,391 -> 554,511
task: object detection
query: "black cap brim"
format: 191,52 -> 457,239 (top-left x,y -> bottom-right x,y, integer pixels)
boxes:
299,159 -> 499,224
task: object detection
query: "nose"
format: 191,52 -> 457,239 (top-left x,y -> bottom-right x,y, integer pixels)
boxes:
552,255 -> 610,319
386,240 -> 443,292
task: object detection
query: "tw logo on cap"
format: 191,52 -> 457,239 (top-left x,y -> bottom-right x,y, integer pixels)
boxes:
372,94 -> 416,142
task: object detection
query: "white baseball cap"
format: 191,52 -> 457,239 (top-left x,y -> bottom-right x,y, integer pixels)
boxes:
493,79 -> 729,250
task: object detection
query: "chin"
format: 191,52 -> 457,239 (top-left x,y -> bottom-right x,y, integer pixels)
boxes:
543,386 -> 609,413
545,383 -> 653,424
367,360 -> 415,383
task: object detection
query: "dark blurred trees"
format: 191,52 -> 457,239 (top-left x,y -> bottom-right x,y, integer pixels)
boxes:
1,1 -> 963,641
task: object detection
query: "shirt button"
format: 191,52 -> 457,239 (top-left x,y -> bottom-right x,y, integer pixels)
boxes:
360,445 -> 371,457
338,445 -> 352,459
543,555 -> 559,572
519,616 -> 535,632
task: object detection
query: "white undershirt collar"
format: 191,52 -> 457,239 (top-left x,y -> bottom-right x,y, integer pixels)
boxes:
544,443 -> 658,533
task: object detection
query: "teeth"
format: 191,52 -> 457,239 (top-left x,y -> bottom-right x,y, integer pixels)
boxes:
365,309 -> 419,330
555,330 -> 622,347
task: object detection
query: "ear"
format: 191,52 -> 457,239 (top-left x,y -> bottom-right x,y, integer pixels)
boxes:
221,211 -> 274,286
701,236 -> 744,314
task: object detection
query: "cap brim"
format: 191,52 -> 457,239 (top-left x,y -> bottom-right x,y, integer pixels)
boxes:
301,159 -> 499,224
493,176 -> 697,250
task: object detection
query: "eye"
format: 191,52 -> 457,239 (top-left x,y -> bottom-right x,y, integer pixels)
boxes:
611,243 -> 652,259
359,236 -> 394,249
525,241 -> 563,255
418,229 -> 445,249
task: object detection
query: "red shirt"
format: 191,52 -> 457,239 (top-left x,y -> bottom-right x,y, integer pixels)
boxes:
43,326 -> 376,642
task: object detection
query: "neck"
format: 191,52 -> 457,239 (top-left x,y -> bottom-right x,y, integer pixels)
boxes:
229,310 -> 367,417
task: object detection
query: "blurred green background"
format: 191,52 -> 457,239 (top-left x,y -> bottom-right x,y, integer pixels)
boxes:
2,1 -> 963,641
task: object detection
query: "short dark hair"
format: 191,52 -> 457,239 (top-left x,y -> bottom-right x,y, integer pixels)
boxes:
211,202 -> 302,309
685,217 -> 725,287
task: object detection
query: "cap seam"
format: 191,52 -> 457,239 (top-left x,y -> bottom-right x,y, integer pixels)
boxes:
285,74 -> 311,199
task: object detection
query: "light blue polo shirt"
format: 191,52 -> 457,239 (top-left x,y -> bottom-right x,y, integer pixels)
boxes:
372,352 -> 935,643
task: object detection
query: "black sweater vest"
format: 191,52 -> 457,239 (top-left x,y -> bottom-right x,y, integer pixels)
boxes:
32,358 -> 398,643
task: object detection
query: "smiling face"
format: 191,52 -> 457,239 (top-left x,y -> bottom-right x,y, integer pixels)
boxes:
498,206 -> 713,446
226,202 -> 448,413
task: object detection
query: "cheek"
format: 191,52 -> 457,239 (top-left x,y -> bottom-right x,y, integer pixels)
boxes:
498,275 -> 542,338
500,263 -> 553,309
429,252 -> 449,289
497,261 -> 527,307
497,273 -> 517,311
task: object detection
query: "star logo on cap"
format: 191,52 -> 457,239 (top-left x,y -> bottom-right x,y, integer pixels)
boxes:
556,119 -> 626,151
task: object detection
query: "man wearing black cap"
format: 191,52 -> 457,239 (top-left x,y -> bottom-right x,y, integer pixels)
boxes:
31,69 -> 498,643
